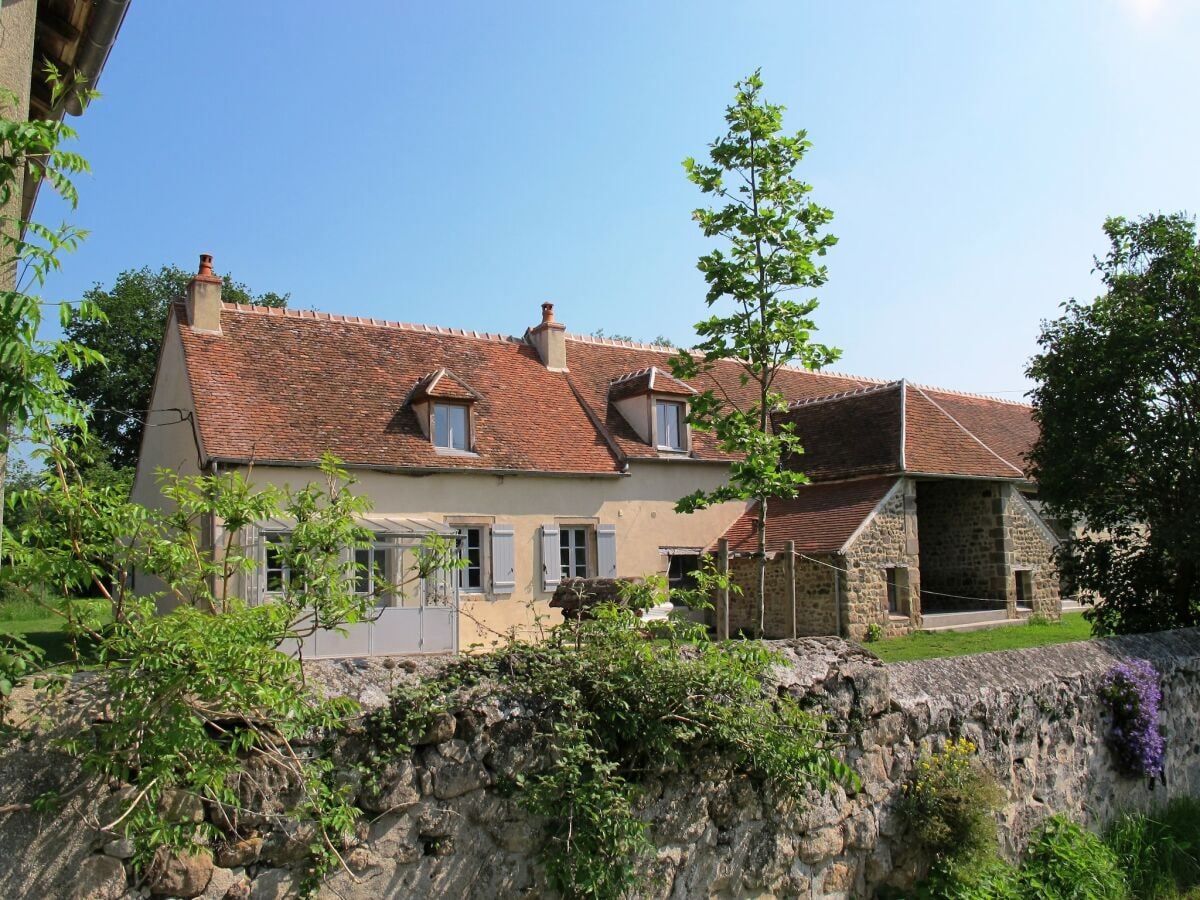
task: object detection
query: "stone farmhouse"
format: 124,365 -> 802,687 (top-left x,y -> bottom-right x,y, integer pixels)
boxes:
132,257 -> 1061,654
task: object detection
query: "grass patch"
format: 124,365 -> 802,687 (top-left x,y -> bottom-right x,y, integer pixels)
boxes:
1106,798 -> 1200,899
868,612 -> 1092,663
0,598 -> 110,665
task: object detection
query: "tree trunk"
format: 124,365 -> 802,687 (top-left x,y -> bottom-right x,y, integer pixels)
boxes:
757,497 -> 767,638
0,415 -> 7,561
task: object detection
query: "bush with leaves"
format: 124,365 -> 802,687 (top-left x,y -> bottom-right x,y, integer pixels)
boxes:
365,587 -> 855,900
4,440 -> 461,886
916,816 -> 1126,900
900,737 -> 1004,867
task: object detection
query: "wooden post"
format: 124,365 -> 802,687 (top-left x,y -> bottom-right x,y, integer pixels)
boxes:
717,538 -> 730,640
785,540 -> 797,639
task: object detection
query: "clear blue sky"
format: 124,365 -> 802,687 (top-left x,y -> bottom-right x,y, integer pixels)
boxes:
33,0 -> 1200,398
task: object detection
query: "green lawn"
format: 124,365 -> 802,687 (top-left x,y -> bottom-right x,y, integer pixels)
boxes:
867,612 -> 1093,663
0,597 -> 110,665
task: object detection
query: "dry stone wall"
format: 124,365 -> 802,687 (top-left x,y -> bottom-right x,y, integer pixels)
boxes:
914,480 -> 1004,609
727,556 -> 837,639
1007,491 -> 1062,619
839,487 -> 920,640
6,629 -> 1200,899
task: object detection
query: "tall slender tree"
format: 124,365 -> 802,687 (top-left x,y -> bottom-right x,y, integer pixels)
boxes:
672,71 -> 840,637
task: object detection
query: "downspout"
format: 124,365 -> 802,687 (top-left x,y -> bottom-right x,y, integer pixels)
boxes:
898,378 -> 907,471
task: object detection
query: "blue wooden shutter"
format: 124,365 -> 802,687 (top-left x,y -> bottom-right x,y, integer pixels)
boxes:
541,524 -> 560,592
491,524 -> 515,594
596,524 -> 617,578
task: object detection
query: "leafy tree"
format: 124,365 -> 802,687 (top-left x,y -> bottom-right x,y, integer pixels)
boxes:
589,328 -> 674,347
63,264 -> 288,468
0,70 -> 102,559
670,71 -> 840,636
1028,213 -> 1200,635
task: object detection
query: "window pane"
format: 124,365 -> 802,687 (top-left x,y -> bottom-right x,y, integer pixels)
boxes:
355,547 -> 371,594
434,404 -> 450,447
450,406 -> 468,450
657,401 -> 683,449
460,527 -> 483,589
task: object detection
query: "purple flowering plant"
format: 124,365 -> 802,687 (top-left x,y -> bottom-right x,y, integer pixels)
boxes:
1099,659 -> 1164,780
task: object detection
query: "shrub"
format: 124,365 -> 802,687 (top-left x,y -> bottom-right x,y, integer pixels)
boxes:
864,622 -> 884,643
1020,816 -> 1126,899
368,604 -> 856,899
1105,797 -> 1200,898
900,738 -> 1004,865
1100,659 -> 1164,780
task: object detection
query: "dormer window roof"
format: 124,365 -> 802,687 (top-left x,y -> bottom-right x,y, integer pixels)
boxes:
607,366 -> 696,402
407,368 -> 481,404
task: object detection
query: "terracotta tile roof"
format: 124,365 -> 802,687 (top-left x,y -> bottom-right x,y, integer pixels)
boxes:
170,302 -> 1036,481
777,383 -> 904,480
608,366 -> 697,401
565,337 -> 875,461
176,303 -> 621,474
914,386 -> 1034,476
407,368 -> 481,403
775,381 -> 1033,482
718,477 -> 900,554
903,385 -> 1026,479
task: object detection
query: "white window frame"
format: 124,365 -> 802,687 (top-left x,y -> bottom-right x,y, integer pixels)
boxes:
560,526 -> 590,580
354,533 -> 401,605
457,525 -> 487,592
264,531 -> 292,596
433,402 -> 470,451
654,399 -> 686,451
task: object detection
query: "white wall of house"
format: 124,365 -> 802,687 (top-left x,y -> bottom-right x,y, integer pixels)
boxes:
213,460 -> 744,644
130,317 -> 203,508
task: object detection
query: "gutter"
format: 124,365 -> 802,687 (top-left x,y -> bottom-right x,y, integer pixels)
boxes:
61,0 -> 131,116
21,0 -> 131,224
207,457 -> 627,480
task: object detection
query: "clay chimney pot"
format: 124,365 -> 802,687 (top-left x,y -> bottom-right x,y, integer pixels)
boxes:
541,302 -> 555,325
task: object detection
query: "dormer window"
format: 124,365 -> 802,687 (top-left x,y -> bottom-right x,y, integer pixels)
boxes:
655,400 -> 685,451
608,366 -> 696,453
407,368 -> 481,454
433,402 -> 470,450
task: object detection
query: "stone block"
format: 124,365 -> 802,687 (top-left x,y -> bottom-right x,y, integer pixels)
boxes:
69,855 -> 127,900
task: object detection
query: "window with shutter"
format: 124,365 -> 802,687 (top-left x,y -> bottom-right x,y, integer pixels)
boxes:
596,524 -> 617,578
541,524 -> 561,592
491,525 -> 515,594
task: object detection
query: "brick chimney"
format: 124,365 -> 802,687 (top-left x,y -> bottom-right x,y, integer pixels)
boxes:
527,302 -> 567,371
186,253 -> 222,334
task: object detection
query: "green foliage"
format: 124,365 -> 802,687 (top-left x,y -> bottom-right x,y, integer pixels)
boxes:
0,70 -> 102,461
917,801 -> 1200,900
1105,798 -> 1200,898
4,440 -> 424,885
1028,213 -> 1200,636
63,264 -> 288,467
863,622 -> 883,643
1020,817 -> 1127,900
917,817 -> 1125,900
900,738 -> 1004,866
670,70 -> 840,636
370,603 -> 853,899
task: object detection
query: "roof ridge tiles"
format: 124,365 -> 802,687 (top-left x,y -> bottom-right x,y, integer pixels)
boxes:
787,380 -> 904,410
220,302 -> 519,344
908,381 -> 1032,408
